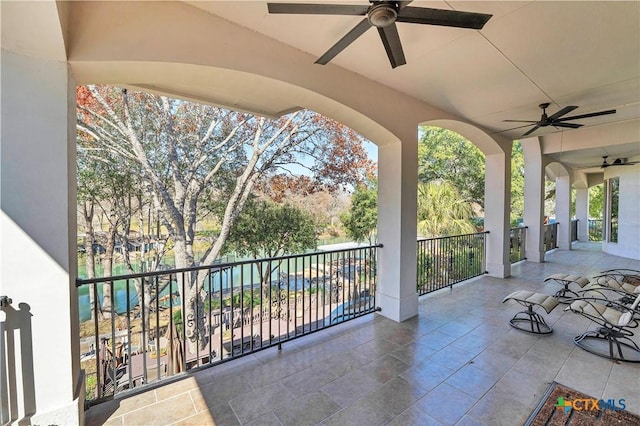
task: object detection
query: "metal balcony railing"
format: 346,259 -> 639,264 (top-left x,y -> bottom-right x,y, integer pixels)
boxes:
570,219 -> 579,242
76,245 -> 380,405
588,219 -> 603,241
509,226 -> 527,264
544,223 -> 559,251
417,232 -> 488,296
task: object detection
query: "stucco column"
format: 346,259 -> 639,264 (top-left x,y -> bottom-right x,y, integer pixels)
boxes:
521,137 -> 545,262
555,175 -> 572,249
1,51 -> 83,424
376,134 -> 418,322
575,187 -> 589,241
484,151 -> 511,278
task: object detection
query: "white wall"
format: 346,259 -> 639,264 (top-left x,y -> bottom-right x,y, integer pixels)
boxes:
602,165 -> 640,260
1,50 -> 83,425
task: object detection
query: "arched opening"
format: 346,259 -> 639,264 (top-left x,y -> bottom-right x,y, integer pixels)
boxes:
74,83 -> 389,401
419,119 -> 513,279
544,161 -> 571,251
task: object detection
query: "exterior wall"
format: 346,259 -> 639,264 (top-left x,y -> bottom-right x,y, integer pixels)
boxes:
602,165 -> 640,260
1,50 -> 83,425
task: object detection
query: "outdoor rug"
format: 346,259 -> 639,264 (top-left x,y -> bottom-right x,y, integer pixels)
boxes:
524,381 -> 640,425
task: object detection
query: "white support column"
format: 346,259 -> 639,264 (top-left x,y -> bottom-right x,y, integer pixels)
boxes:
376,134 -> 418,322
555,175 -> 572,250
575,187 -> 589,241
484,151 -> 511,278
522,137 -> 545,262
1,51 -> 83,424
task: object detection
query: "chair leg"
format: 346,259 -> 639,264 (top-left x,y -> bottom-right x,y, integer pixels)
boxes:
554,285 -> 578,303
509,304 -> 553,334
574,327 -> 640,363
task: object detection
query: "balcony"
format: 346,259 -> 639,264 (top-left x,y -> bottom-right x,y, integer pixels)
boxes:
85,246 -> 640,425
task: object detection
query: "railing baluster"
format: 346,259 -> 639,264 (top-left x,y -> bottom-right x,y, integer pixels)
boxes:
218,267 -> 223,362
125,279 -> 132,390
416,232 -> 489,296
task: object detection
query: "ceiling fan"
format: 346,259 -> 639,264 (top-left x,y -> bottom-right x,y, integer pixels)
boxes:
599,156 -> 639,168
504,103 -> 617,137
267,1 -> 492,68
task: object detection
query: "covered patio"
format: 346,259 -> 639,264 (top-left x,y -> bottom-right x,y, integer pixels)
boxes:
2,1 -> 639,424
83,246 -> 640,425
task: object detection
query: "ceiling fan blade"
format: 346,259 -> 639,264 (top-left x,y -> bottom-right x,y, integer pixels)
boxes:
397,1 -> 414,10
267,3 -> 369,15
315,18 -> 372,65
552,122 -> 582,129
378,24 -> 406,68
396,7 -> 492,29
546,105 -> 578,121
521,125 -> 541,137
493,124 -> 536,134
556,109 -> 617,121
611,159 -> 639,166
503,120 -> 539,123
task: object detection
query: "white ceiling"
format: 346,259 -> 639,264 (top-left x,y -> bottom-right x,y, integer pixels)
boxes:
184,0 -> 640,168
189,1 -> 639,138
4,0 -> 639,170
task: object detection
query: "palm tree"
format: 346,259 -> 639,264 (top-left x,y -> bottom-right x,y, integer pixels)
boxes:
417,181 -> 476,238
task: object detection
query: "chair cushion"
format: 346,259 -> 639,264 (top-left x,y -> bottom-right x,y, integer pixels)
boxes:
503,290 -> 559,313
545,274 -> 590,287
568,299 -> 625,325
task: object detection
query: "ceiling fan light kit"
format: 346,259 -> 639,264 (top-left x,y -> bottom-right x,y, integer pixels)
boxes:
267,1 -> 493,68
368,3 -> 397,27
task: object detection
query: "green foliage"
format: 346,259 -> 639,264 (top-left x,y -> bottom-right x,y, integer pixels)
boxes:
85,373 -> 97,401
226,200 -> 317,259
417,181 -> 476,237
418,126 -> 485,205
341,182 -> 377,243
589,184 -> 604,218
510,141 -> 525,224
172,310 -> 183,335
544,180 -> 556,217
417,238 -> 484,293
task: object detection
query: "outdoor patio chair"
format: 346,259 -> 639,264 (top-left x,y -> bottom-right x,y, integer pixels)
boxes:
566,292 -> 640,363
545,272 -> 639,306
503,290 -> 560,334
595,269 -> 640,286
591,271 -> 640,299
544,273 -> 590,302
574,280 -> 640,308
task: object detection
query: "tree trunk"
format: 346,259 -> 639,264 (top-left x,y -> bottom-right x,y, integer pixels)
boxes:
101,225 -> 117,319
82,202 -> 102,320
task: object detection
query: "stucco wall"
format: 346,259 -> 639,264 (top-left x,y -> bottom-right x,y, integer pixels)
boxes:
602,165 -> 640,260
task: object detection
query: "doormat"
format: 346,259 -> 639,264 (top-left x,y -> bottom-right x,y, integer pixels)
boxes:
524,381 -> 640,425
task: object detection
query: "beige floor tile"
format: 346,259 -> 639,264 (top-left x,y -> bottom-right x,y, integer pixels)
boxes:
122,393 -> 196,425
83,247 -> 640,426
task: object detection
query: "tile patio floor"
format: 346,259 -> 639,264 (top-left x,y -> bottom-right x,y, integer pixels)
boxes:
85,243 -> 640,425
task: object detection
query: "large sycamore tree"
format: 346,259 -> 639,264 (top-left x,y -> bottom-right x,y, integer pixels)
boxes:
77,85 -> 373,349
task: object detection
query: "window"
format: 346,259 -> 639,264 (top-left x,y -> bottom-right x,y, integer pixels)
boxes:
608,177 -> 619,243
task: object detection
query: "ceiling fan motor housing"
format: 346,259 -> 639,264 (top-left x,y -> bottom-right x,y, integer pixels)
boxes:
368,3 -> 398,28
